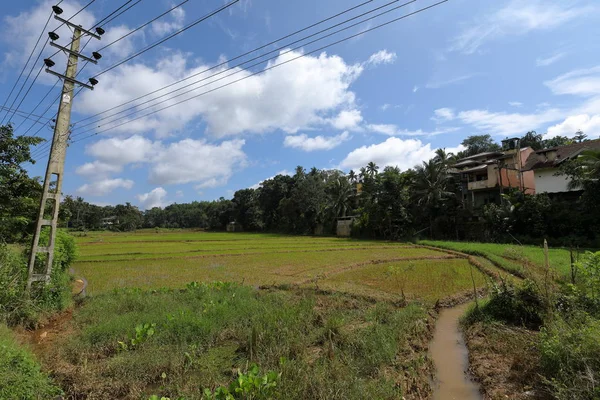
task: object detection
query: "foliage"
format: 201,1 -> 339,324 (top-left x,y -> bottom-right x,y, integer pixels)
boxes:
0,324 -> 62,399
118,323 -> 157,351
203,364 -> 281,399
520,130 -> 544,150
576,252 -> 600,302
0,124 -> 44,243
50,284 -> 430,399
539,313 -> 600,400
457,134 -> 501,158
0,230 -> 77,326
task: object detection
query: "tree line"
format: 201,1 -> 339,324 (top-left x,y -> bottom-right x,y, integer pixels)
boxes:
1,124 -> 599,245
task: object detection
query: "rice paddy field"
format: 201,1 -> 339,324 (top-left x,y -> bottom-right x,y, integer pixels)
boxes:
72,230 -> 490,302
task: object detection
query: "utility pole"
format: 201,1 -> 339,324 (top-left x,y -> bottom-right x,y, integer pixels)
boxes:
27,9 -> 103,291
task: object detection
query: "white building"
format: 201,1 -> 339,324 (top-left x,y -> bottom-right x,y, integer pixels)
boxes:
523,139 -> 600,194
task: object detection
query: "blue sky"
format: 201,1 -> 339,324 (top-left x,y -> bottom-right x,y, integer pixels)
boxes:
2,0 -> 599,209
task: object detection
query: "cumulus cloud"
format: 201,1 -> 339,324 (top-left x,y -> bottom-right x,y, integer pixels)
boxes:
339,138 -> 437,171
76,178 -> 134,196
366,50 -> 397,66
433,108 -> 455,121
329,109 -> 363,130
76,50 -> 364,138
151,5 -> 186,36
508,101 -> 523,107
137,187 -> 169,209
79,136 -> 247,190
450,1 -> 592,54
546,115 -> 600,139
284,132 -> 350,152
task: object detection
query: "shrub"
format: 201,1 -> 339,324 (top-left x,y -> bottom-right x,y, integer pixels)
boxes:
464,279 -> 545,329
539,313 -> 600,400
0,324 -> 62,399
0,230 -> 77,326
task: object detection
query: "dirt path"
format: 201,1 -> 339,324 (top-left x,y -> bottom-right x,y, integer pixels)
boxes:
429,302 -> 482,400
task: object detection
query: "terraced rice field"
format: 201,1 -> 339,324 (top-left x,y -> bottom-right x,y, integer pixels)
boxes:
73,230 -> 489,301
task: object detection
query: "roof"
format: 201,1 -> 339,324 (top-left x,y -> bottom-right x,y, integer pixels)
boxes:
457,164 -> 488,174
524,139 -> 600,170
457,151 -> 504,162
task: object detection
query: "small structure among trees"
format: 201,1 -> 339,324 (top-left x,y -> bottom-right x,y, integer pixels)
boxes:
226,221 -> 243,232
336,216 -> 355,237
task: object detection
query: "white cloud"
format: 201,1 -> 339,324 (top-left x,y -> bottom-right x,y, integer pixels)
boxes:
137,187 -> 169,209
250,170 -> 291,190
508,101 -> 523,107
76,178 -> 134,196
80,136 -> 247,189
150,139 -> 246,185
330,109 -> 363,130
433,108 -> 455,121
545,115 -> 600,139
284,131 -> 350,152
86,135 -> 158,166
426,74 -> 475,89
151,5 -> 186,36
413,86 -> 419,93
450,1 -> 592,54
366,50 -> 397,66
76,50 -> 364,138
366,123 -> 457,137
76,161 -> 123,179
339,138 -> 437,171
536,52 -> 566,67
545,66 -> 600,97
454,108 -> 562,137
175,190 -> 184,198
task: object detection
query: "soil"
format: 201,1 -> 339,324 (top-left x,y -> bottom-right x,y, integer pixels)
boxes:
464,322 -> 550,400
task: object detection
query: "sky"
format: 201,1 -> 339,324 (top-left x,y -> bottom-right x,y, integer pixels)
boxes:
1,0 -> 599,209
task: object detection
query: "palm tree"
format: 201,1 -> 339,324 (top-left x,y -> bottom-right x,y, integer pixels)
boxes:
568,149 -> 600,190
348,170 -> 357,183
328,176 -> 353,218
434,148 -> 457,167
366,162 -> 379,177
359,167 -> 367,182
414,159 -> 455,237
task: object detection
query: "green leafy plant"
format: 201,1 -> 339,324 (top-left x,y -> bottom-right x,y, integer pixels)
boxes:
118,323 -> 156,351
203,364 -> 281,400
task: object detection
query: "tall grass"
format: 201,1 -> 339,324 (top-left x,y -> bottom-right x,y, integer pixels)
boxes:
50,284 -> 431,399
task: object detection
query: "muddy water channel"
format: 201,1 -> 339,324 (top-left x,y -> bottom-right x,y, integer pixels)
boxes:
429,302 -> 482,400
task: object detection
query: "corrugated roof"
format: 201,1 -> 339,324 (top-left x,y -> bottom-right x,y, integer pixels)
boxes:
524,139 -> 600,170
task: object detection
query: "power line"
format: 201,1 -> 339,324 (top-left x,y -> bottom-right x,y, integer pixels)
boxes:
73,0 -> 376,127
92,0 -> 240,79
97,0 -> 188,52
18,0 -> 142,138
65,1 -> 448,149
4,0 -> 98,126
71,0 -> 416,136
0,106 -> 51,123
0,11 -> 53,124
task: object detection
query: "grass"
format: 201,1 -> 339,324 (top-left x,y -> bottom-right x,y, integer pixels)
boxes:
420,240 -> 574,278
45,284 -> 433,399
72,230 -> 484,302
319,259 -> 488,302
0,324 -> 62,399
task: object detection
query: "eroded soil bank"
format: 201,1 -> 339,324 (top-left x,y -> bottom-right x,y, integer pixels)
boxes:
429,302 -> 482,400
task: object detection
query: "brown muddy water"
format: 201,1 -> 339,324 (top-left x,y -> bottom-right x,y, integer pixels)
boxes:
429,302 -> 482,400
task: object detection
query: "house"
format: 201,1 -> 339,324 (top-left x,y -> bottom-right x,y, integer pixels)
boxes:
451,138 -> 535,208
523,139 -> 600,194
101,216 -> 119,228
226,221 -> 243,232
336,216 -> 356,237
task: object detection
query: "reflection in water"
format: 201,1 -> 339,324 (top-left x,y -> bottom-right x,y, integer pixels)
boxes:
429,303 -> 482,400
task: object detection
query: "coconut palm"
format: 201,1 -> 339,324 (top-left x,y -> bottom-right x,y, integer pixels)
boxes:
414,159 -> 455,237
567,149 -> 600,190
328,176 -> 353,218
348,169 -> 357,183
366,162 -> 379,177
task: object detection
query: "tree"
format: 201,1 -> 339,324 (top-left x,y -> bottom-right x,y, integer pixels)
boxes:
0,125 -> 44,242
413,159 -> 454,237
347,170 -> 357,183
366,162 -> 379,177
573,130 -> 588,143
458,134 -> 501,158
520,131 -> 544,150
434,148 -> 456,166
327,175 -> 353,218
543,135 -> 572,149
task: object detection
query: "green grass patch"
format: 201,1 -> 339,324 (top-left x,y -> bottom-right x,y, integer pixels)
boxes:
0,324 -> 62,399
320,259 -> 488,302
420,240 -> 573,278
49,284 -> 432,399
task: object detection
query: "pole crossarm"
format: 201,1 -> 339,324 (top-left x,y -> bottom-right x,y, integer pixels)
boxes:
54,15 -> 102,40
45,68 -> 94,90
49,41 -> 98,64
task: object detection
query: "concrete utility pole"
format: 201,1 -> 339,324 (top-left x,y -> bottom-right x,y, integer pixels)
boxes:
27,14 -> 102,291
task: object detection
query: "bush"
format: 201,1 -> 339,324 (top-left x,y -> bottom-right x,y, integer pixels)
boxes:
464,279 -> 545,329
0,230 -> 77,326
0,324 -> 62,399
539,313 -> 600,400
